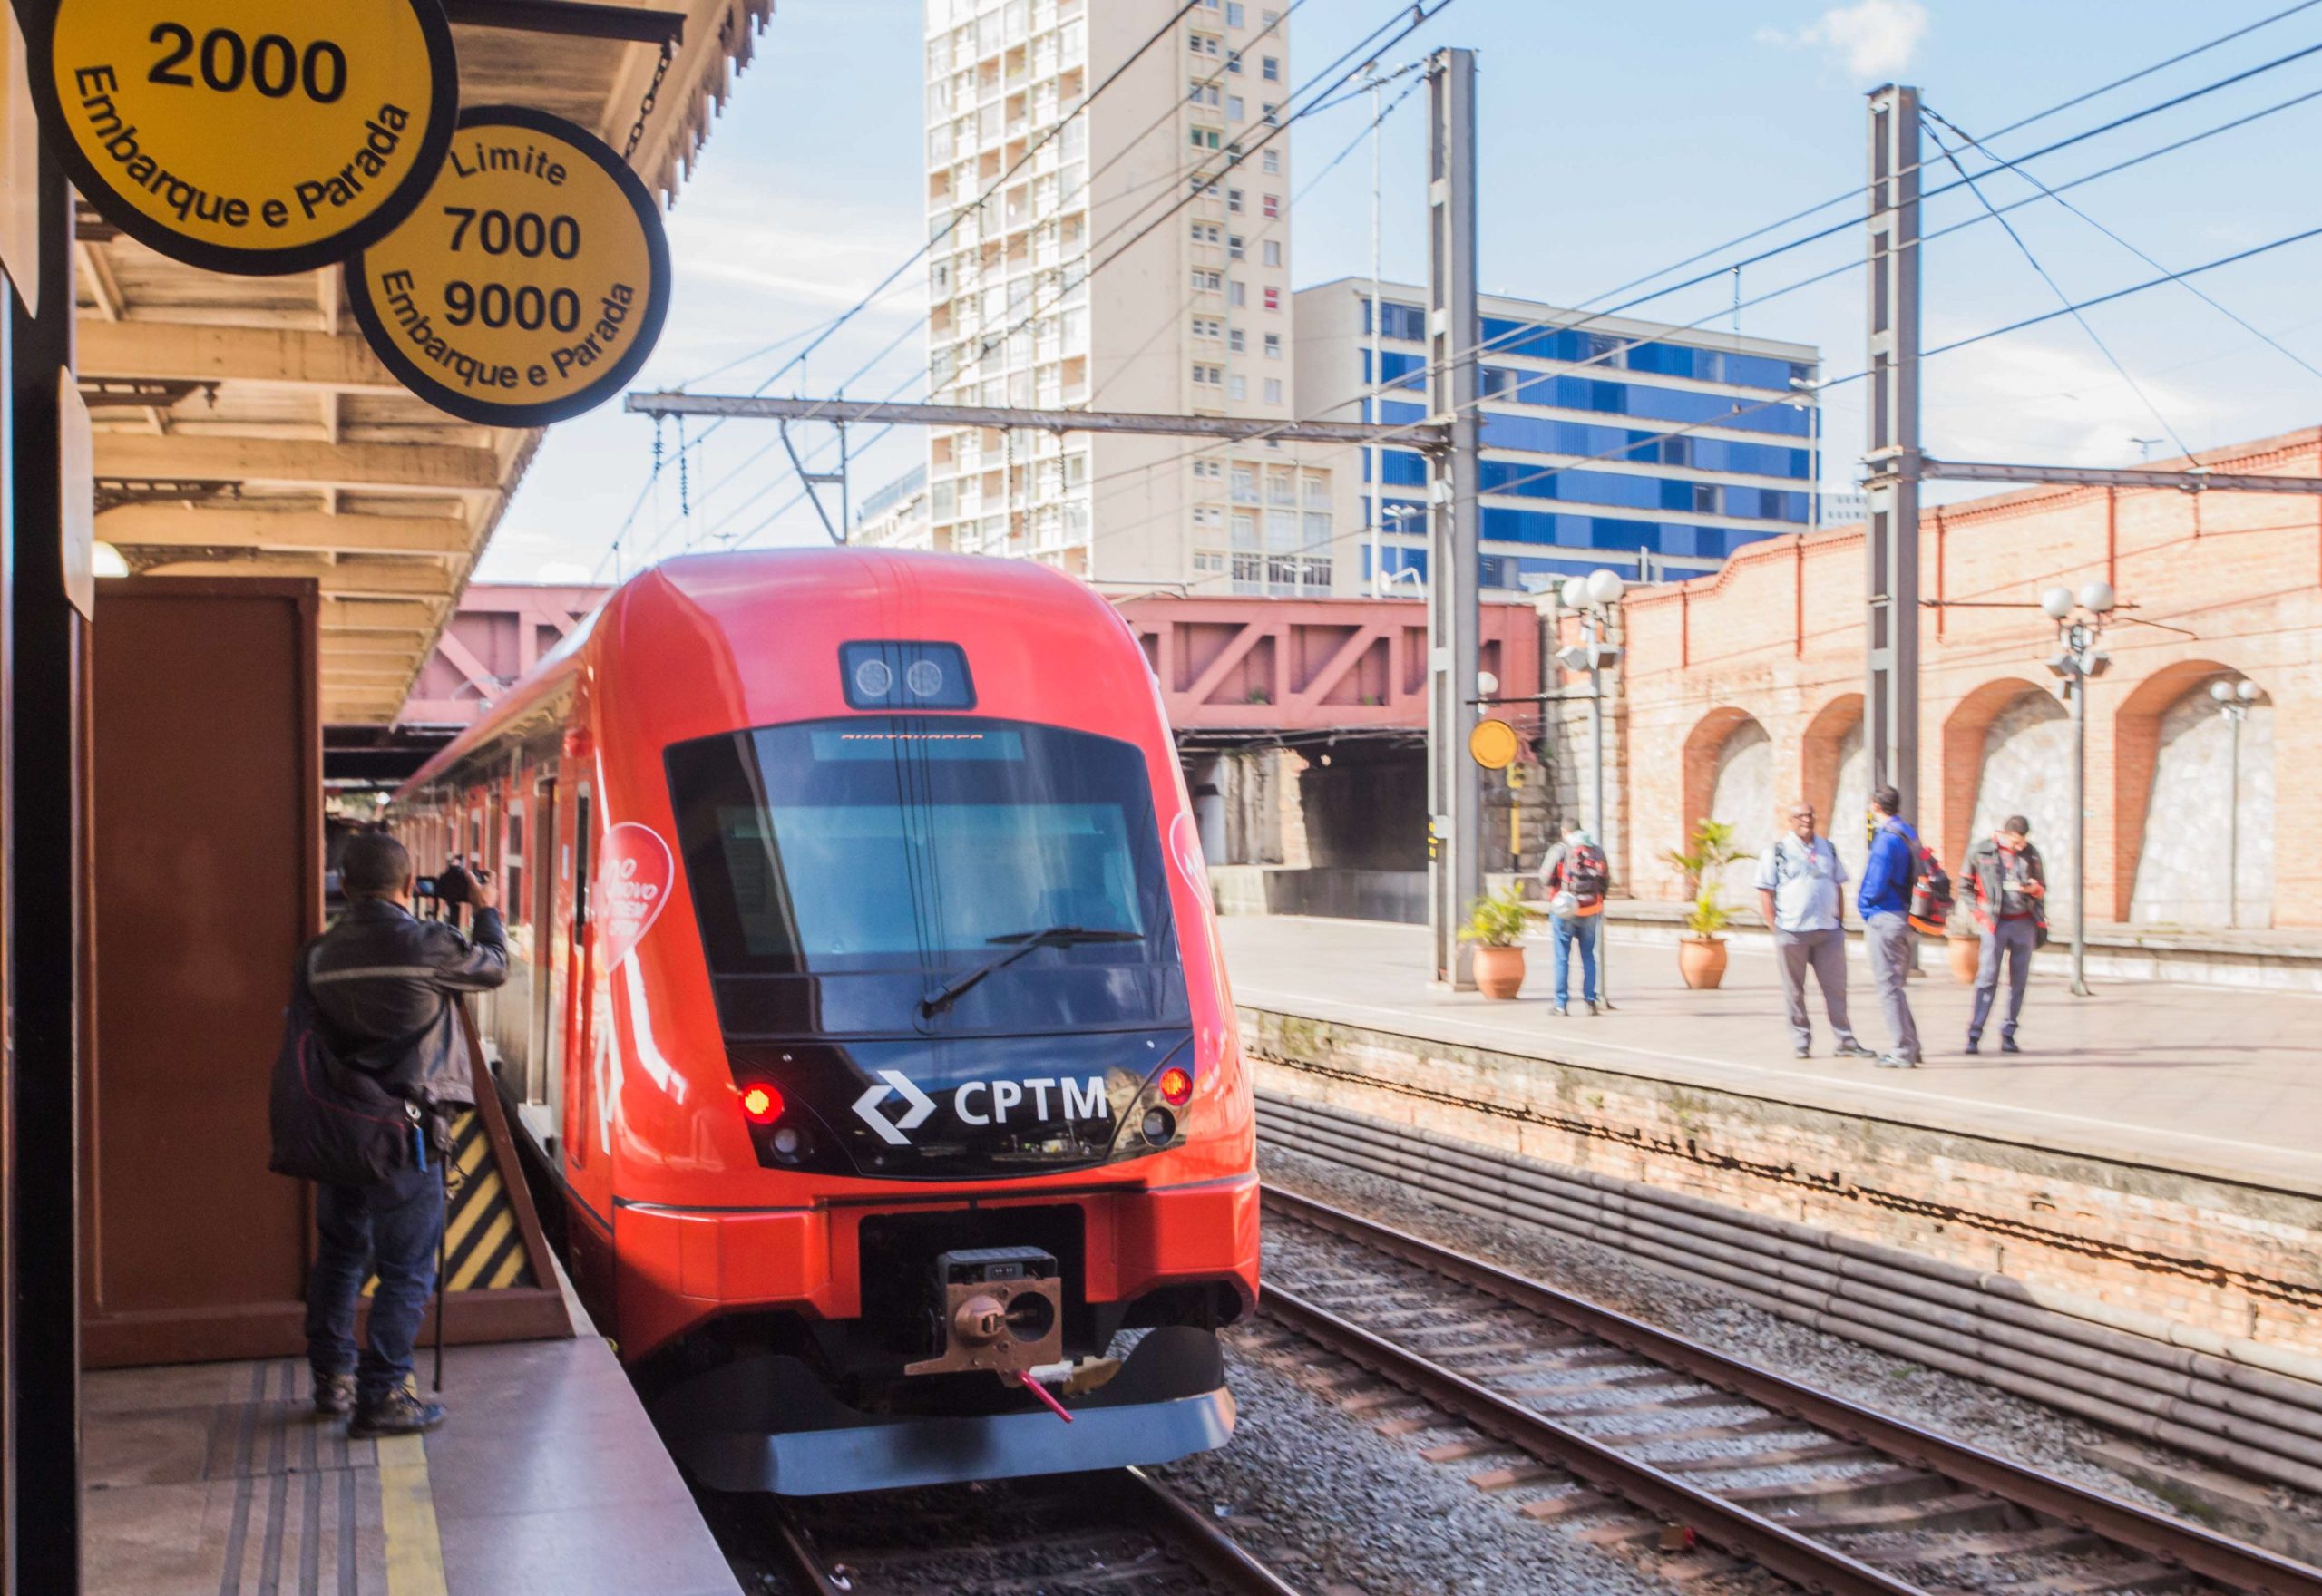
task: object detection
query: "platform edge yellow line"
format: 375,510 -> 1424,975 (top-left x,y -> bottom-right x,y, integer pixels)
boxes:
376,1432 -> 451,1596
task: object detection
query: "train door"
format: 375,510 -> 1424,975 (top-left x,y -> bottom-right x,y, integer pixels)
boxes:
525,768 -> 559,1110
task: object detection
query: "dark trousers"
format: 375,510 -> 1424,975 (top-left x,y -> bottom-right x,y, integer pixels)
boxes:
1970,916 -> 2039,1043
305,1163 -> 444,1401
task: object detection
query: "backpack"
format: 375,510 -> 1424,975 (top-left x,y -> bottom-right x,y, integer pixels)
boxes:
268,949 -> 424,1188
1908,846 -> 1955,936
1562,842 -> 1609,904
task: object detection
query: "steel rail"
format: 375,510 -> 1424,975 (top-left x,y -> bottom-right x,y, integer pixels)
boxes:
1264,1183 -> 2322,1596
1259,1284 -> 1927,1596
1117,1466 -> 1312,1596
761,1468 -> 1309,1596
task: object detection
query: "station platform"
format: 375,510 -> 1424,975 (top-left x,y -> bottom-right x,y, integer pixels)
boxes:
83,1321 -> 742,1596
1219,915 -> 2322,1197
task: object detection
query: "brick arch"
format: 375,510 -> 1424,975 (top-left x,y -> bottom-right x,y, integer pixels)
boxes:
1681,706 -> 1769,858
2111,657 -> 2249,920
1799,693 -> 1863,829
1937,676 -> 2050,868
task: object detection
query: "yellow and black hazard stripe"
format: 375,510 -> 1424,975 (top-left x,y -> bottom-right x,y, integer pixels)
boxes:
364,1111 -> 537,1295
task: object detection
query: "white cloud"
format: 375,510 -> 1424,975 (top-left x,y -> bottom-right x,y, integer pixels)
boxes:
1757,0 -> 1928,79
1918,336 -> 2245,468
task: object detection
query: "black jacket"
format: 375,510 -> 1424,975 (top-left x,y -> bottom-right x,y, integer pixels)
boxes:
307,899 -> 509,1113
1962,836 -> 2047,933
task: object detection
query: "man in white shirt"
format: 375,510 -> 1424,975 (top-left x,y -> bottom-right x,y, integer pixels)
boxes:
1753,802 -> 1876,1060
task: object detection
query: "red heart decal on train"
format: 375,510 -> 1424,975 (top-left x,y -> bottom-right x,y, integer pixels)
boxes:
595,822 -> 674,971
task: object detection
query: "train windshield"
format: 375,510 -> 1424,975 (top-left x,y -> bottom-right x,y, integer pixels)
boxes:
665,716 -> 1185,1037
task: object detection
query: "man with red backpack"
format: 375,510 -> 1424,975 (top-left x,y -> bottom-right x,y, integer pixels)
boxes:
1538,824 -> 1610,1016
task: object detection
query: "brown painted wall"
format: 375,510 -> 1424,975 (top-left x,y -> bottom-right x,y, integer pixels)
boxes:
87,579 -> 320,1358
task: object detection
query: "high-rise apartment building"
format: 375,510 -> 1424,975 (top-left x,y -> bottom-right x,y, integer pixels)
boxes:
1296,280 -> 1823,594
874,0 -> 1332,590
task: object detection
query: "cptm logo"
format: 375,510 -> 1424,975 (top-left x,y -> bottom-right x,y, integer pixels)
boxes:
852,1070 -> 1108,1146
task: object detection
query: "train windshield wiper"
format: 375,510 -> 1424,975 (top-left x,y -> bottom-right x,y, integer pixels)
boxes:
918,924 -> 1145,1017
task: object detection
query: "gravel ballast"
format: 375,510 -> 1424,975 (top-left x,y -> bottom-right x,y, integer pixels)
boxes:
1260,1141 -> 2322,1540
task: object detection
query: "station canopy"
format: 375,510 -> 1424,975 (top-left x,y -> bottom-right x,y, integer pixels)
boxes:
76,0 -> 770,725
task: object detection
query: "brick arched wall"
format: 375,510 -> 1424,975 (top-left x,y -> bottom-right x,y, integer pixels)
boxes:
1937,676 -> 2049,869
1680,706 -> 1765,871
1800,693 -> 1863,827
2111,657 -> 2242,921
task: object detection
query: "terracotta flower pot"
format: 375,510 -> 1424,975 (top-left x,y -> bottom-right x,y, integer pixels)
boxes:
1677,936 -> 1728,990
1948,933 -> 1982,984
1472,943 -> 1526,999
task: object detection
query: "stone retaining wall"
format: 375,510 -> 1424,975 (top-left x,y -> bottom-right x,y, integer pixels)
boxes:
1242,1007 -> 2322,1358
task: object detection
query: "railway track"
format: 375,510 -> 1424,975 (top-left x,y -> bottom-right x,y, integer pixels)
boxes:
747,1466 -> 1307,1596
1260,1182 -> 2322,1596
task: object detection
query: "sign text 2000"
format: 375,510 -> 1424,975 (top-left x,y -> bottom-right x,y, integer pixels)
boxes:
148,25 -> 347,103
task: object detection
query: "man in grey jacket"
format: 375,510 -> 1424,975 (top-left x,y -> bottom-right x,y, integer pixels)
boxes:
303,830 -> 507,1436
1754,802 -> 1877,1060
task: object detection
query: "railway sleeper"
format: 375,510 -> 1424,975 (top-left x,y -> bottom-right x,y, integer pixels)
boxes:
1784,1488 -> 2020,1535
1724,1464 -> 1952,1512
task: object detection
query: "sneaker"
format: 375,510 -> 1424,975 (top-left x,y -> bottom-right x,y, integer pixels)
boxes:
1551,1005 -> 1567,1017
1964,1036 -> 1980,1056
348,1385 -> 448,1439
312,1371 -> 356,1417
1834,1040 -> 1877,1060
1874,1053 -> 1918,1069
2000,1036 -> 2021,1055
1794,1045 -> 1811,1058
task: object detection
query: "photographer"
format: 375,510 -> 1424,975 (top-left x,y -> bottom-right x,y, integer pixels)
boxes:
299,831 -> 506,1436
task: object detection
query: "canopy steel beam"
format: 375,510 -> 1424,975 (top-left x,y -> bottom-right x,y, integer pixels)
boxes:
1924,456 -> 2322,494
443,0 -> 685,44
626,391 -> 1449,449
98,505 -> 473,555
96,434 -> 501,493
78,322 -> 402,394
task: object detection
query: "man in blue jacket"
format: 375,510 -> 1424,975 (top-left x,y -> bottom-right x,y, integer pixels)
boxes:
1856,784 -> 1921,1068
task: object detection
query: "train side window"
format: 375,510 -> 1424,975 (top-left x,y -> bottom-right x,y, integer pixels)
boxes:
505,803 -> 526,928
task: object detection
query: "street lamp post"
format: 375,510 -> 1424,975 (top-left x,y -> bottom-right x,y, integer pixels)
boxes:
2040,581 -> 2116,997
2210,676 -> 2262,928
1552,568 -> 1625,1007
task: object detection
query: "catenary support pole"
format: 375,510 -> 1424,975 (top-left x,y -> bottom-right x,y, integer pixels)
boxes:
2070,666 -> 2090,997
1863,84 -> 1922,823
1369,63 -> 1386,597
1425,46 -> 1483,990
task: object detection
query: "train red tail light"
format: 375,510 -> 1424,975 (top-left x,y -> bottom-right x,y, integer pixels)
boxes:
739,1084 -> 784,1124
1158,1066 -> 1193,1106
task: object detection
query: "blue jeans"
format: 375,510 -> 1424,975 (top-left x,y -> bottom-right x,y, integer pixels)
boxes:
1552,914 -> 1599,1006
306,1163 -> 444,1401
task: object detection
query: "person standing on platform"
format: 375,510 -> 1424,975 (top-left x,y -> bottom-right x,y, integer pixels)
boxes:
1537,824 -> 1610,1016
1962,814 -> 2047,1055
301,831 -> 507,1436
1856,784 -> 1923,1069
1754,802 -> 1876,1060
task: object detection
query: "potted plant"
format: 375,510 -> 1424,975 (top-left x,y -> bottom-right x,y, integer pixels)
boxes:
1661,819 -> 1751,991
1947,921 -> 1982,983
1459,883 -> 1534,999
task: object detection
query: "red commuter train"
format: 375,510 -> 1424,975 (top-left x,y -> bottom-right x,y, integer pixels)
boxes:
391,549 -> 1259,1492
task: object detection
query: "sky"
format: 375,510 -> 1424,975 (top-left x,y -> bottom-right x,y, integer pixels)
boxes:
477,0 -> 2322,583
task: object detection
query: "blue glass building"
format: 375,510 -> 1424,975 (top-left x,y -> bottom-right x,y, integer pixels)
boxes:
1293,279 -> 1822,593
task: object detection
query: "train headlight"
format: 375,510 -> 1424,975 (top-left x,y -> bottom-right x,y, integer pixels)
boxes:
1140,1107 -> 1176,1146
739,1083 -> 784,1124
1157,1066 -> 1193,1106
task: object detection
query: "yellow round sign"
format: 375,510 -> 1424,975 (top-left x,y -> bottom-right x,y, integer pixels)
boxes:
36,0 -> 458,276
346,106 -> 672,427
1468,718 -> 1521,771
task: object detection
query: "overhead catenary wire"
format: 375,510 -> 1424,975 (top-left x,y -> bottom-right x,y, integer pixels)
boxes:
1921,100 -> 2322,386
1576,0 -> 2322,312
1918,113 -> 2195,461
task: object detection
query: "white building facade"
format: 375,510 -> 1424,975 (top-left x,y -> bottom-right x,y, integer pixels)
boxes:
886,0 -> 1333,591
